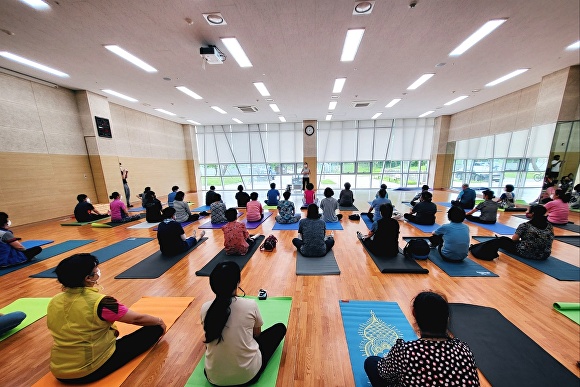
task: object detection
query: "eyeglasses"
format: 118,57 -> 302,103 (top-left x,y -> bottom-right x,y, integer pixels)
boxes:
238,286 -> 246,297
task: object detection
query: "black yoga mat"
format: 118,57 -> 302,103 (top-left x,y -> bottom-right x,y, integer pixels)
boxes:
338,205 -> 358,211
472,236 -> 579,281
195,235 -> 264,276
512,215 -> 580,233
449,303 -> 579,387
554,235 -> 580,247
361,243 -> 428,274
115,238 -> 208,279
296,249 -> 340,276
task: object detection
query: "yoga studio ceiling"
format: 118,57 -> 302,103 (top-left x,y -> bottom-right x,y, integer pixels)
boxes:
1,0 -> 578,126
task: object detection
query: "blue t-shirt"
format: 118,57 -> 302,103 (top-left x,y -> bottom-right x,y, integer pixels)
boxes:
434,222 -> 470,261
458,188 -> 476,207
167,191 -> 177,207
370,197 -> 392,222
266,189 -> 280,205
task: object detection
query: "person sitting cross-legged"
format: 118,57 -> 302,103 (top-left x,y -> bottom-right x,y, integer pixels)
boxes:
157,207 -> 205,256
364,189 -> 391,223
404,191 -> 437,225
465,189 -> 498,224
451,183 -> 476,209
292,204 -> 334,257
357,203 -> 400,257
276,191 -> 301,224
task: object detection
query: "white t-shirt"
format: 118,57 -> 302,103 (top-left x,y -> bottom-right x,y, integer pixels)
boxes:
201,297 -> 263,385
551,159 -> 561,172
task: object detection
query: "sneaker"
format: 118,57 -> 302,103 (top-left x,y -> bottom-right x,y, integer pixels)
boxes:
356,231 -> 364,241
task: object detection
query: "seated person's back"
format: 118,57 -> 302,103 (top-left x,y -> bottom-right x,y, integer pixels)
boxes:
210,194 -> 227,223
235,185 -> 251,207
205,186 -> 217,206
338,182 -> 354,207
298,217 -> 327,257
266,183 -> 280,206
433,206 -> 469,261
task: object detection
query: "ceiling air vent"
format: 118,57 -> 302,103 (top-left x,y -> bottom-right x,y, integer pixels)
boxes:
234,105 -> 259,113
351,100 -> 376,108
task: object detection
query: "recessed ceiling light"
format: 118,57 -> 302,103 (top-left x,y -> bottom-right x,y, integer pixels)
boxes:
253,82 -> 270,97
269,104 -> 280,112
333,78 -> 346,93
371,112 -> 382,119
407,73 -> 435,90
211,106 -> 227,114
0,51 -> 69,77
187,120 -> 201,125
221,38 -> 252,67
331,95 -> 339,100
176,86 -> 203,100
566,40 -> 580,50
485,68 -> 529,87
101,89 -> 137,102
265,98 -> 274,102
104,45 -> 157,72
278,116 -> 286,122
203,13 -> 227,25
232,118 -> 243,124
328,101 -> 337,110
444,95 -> 468,106
471,89 -> 480,93
449,19 -> 507,57
325,114 -> 332,121
340,28 -> 365,62
353,1 -> 374,15
20,0 -> 50,10
418,110 -> 435,117
154,108 -> 176,116
385,98 -> 402,108
435,62 -> 446,67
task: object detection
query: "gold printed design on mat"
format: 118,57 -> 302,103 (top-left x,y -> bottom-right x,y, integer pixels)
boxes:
359,310 -> 403,357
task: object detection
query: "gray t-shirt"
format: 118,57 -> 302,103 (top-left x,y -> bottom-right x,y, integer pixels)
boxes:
320,197 -> 339,222
474,200 -> 499,222
298,218 -> 327,257
173,200 -> 192,222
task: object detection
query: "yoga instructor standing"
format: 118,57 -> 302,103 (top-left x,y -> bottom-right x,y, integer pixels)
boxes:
300,162 -> 310,191
119,163 -> 132,207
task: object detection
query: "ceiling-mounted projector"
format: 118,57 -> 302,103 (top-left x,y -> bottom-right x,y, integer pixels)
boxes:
200,46 -> 225,64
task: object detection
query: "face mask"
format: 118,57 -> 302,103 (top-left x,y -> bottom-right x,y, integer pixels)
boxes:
7,220 -> 12,227
88,268 -> 101,283
86,198 -> 91,203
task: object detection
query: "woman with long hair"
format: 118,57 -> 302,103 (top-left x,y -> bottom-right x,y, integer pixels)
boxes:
201,262 -> 286,386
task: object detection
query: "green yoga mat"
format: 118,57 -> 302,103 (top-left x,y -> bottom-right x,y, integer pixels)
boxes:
185,296 -> 292,387
0,298 -> 51,341
553,302 -> 580,325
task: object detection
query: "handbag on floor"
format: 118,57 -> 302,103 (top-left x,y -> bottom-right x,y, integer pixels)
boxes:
403,239 -> 431,260
260,235 -> 278,252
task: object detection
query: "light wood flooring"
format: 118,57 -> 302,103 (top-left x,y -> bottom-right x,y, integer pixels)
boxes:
0,190 -> 579,386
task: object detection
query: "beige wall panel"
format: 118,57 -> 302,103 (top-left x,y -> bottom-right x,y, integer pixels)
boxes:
0,101 -> 43,131
37,109 -> 83,135
489,92 -> 520,135
150,144 -> 168,159
448,110 -> 472,142
533,68 -> 569,126
558,66 -> 580,121
96,137 -> 118,156
44,132 -> 87,155
0,73 -> 35,105
88,155 -> 108,202
75,92 -> 96,137
114,140 -> 133,157
31,83 -> 79,113
515,85 -> 539,130
87,91 -> 111,120
125,108 -> 148,131
0,128 -> 48,153
84,136 -> 99,156
109,104 -> 129,142
129,142 -> 152,158
0,153 -> 97,225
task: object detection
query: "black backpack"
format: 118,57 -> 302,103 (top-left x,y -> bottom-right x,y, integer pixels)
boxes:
260,235 -> 278,252
469,239 -> 500,261
348,214 -> 360,220
403,239 -> 431,260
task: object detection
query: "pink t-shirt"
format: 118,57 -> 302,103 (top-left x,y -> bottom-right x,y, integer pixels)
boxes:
246,200 -> 263,222
544,199 -> 569,224
304,190 -> 316,205
110,199 -> 126,221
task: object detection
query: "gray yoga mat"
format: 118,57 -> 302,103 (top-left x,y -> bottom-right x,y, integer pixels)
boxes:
339,205 -> 358,211
195,235 -> 264,276
115,238 -> 208,279
296,250 -> 340,276
554,235 -> 580,247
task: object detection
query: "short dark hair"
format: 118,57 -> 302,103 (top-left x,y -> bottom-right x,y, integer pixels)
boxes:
482,189 -> 495,199
109,191 -> 120,200
237,185 -> 244,191
462,183 -> 469,188
172,185 -> 179,192
554,155 -> 560,160
324,187 -> 334,198
448,205 -> 466,223
77,194 -> 87,202
225,208 -> 238,222
306,204 -> 319,219
421,191 -> 432,202
378,189 -> 387,198
344,182 -> 351,189
250,192 -> 258,200
210,186 -> 216,190
413,291 -> 449,336
380,184 -> 387,190
55,254 -> 99,288
175,191 -> 185,201
505,184 -> 514,192
422,185 -> 429,191
574,184 -> 580,193
213,194 -> 222,203
306,183 -> 314,190
162,207 -> 176,219
283,191 -> 291,200
0,212 -> 8,227
379,203 -> 393,218
555,189 -> 571,203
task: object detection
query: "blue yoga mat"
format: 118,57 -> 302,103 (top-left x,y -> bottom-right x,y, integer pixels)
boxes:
272,220 -> 343,231
21,240 -> 53,249
473,236 -> 580,281
192,205 -> 211,212
435,202 -> 471,211
128,206 -> 145,212
405,221 -> 440,233
30,238 -> 154,278
0,240 -> 96,277
361,214 -> 373,230
339,300 -> 417,387
465,220 -> 516,235
402,237 -> 498,277
242,212 -> 272,229
393,187 -> 421,191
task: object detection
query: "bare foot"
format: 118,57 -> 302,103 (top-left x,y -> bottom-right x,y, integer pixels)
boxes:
199,230 -> 206,239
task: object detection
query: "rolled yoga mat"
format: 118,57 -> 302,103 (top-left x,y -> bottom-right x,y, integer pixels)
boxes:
0,298 -> 51,342
195,235 -> 265,276
402,237 -> 498,277
198,212 -> 243,229
30,238 -> 154,278
472,236 -> 580,281
32,296 -> 194,387
339,300 -> 417,387
0,240 -> 96,277
296,249 -> 340,276
115,238 -> 208,279
554,235 -> 580,248
512,215 -> 580,233
361,243 -> 428,274
185,296 -> 292,387
21,240 -> 53,249
448,303 -> 579,387
553,302 -> 580,325
242,212 -> 272,229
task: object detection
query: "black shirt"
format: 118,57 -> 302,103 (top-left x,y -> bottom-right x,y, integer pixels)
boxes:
412,201 -> 437,224
145,199 -> 163,222
367,217 -> 400,257
205,190 -> 218,206
157,220 -> 187,256
235,191 -> 250,207
74,201 -> 95,222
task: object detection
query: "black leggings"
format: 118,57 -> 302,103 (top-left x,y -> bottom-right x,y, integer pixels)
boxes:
465,215 -> 496,224
23,246 -> 42,260
58,325 -> 164,384
302,177 -> 309,191
403,213 -> 435,225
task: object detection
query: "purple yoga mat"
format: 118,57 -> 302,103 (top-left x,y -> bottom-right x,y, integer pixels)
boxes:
199,212 -> 243,229
242,212 -> 272,229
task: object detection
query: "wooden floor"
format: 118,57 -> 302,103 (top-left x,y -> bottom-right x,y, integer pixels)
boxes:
1,190 -> 579,387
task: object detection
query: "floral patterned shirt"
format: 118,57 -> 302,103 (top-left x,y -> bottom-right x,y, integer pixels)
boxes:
515,221 -> 554,260
222,221 -> 250,255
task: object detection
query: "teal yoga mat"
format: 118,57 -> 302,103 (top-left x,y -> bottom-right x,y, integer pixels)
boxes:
553,302 -> 580,325
21,240 -> 53,249
339,300 -> 417,387
0,240 -> 95,277
30,238 -> 154,278
0,298 -> 51,341
402,237 -> 498,277
185,296 -> 292,387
